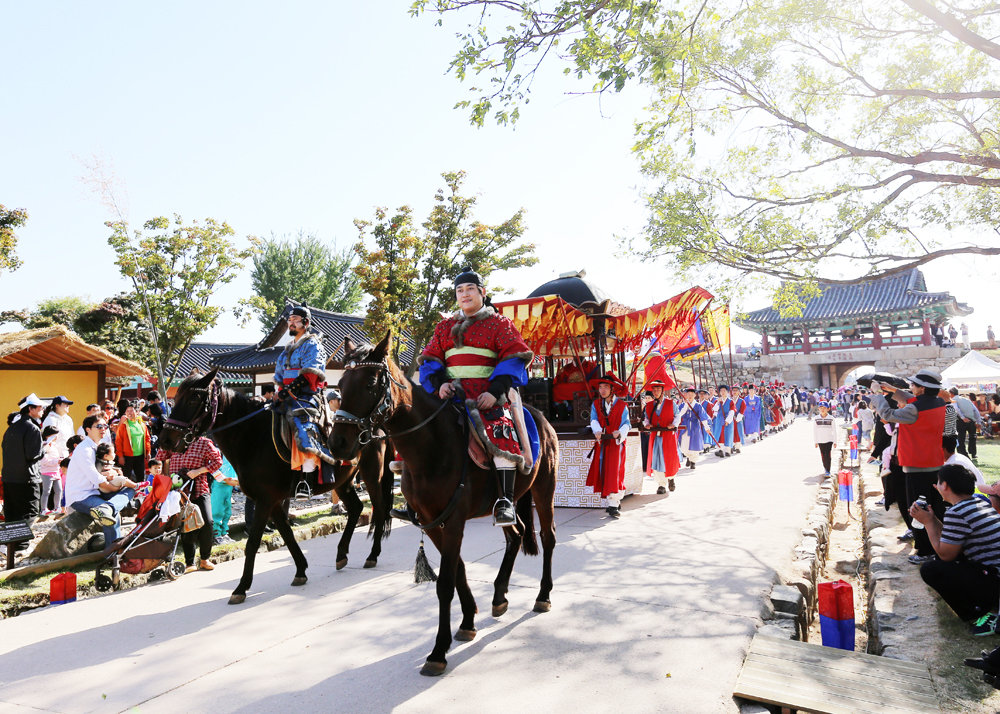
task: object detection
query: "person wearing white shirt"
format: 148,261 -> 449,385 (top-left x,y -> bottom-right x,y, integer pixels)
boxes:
41,396 -> 75,460
65,415 -> 138,545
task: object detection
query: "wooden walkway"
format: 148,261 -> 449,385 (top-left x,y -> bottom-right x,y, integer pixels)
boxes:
735,634 -> 939,714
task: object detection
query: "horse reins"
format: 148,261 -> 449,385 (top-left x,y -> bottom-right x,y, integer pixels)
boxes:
161,378 -> 271,446
334,359 -> 451,446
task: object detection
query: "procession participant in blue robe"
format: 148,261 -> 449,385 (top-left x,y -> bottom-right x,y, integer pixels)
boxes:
677,388 -> 712,470
712,385 -> 736,457
732,385 -> 746,454
698,388 -> 715,453
743,384 -> 763,443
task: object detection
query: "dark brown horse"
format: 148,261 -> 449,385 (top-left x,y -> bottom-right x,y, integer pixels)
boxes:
157,368 -> 393,605
329,334 -> 558,676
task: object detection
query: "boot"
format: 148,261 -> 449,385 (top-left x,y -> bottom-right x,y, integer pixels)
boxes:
493,469 -> 516,526
668,477 -> 676,491
390,503 -> 417,523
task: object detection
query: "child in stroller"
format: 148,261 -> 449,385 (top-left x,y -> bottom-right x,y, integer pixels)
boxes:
94,473 -> 194,592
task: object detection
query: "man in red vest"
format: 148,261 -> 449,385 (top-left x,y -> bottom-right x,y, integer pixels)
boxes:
871,368 -> 947,564
643,379 -> 679,493
587,373 -> 631,519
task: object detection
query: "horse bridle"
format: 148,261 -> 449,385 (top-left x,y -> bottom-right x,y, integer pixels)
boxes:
162,378 -> 222,446
334,358 -> 451,451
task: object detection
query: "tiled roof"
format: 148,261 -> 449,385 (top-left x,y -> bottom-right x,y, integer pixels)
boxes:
210,302 -> 417,373
739,269 -> 972,329
173,343 -> 253,384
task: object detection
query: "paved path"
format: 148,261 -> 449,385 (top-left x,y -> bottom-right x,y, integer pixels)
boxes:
0,419 -> 824,713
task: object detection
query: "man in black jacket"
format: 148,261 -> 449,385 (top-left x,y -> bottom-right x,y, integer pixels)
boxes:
1,393 -> 47,531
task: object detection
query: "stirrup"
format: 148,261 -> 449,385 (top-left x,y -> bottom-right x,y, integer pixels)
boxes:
492,498 -> 515,526
293,479 -> 312,500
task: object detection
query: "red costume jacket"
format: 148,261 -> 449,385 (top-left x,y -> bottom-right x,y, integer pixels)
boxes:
643,398 -> 679,476
587,398 -> 629,497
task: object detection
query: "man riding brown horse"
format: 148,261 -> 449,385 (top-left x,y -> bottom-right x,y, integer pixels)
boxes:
399,266 -> 534,526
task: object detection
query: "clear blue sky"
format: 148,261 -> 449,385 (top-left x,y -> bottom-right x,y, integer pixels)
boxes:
0,2 -> 992,348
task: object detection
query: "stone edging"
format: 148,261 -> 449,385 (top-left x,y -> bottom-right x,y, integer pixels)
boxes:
757,452 -> 843,642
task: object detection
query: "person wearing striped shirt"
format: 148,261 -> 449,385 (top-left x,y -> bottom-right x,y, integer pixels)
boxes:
911,464 -> 1000,635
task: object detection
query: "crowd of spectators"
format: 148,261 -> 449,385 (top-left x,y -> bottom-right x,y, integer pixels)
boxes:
0,390 -> 252,563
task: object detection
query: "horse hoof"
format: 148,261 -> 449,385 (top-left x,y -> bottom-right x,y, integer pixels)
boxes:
228,593 -> 246,605
291,576 -> 307,586
454,628 -> 477,642
533,600 -> 552,613
492,601 -> 508,618
363,559 -> 377,569
336,558 -> 348,570
420,661 -> 447,677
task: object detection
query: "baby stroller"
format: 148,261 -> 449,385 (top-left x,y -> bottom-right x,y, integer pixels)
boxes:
94,474 -> 194,592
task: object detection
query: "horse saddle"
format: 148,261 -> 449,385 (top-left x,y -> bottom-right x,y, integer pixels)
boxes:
465,401 -> 541,472
271,400 -> 336,465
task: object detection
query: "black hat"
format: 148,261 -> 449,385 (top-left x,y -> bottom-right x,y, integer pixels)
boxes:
683,387 -> 697,394
289,305 -> 312,322
454,266 -> 484,289
717,384 -> 730,392
50,395 -> 74,406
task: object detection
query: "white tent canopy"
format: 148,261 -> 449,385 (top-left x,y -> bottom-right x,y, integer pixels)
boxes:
942,350 -> 1000,385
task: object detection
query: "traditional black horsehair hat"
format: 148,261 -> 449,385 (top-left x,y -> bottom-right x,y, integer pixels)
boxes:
454,266 -> 485,289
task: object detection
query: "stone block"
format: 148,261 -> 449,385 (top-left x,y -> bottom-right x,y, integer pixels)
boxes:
30,511 -> 101,560
757,623 -> 794,642
771,584 -> 804,615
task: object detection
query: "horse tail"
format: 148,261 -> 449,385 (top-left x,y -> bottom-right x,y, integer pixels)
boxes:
517,489 -> 538,556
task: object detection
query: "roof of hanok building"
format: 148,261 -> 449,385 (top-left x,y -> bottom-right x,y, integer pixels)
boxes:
738,269 -> 973,330
0,326 -> 152,382
210,302 -> 417,374
173,342 -> 254,384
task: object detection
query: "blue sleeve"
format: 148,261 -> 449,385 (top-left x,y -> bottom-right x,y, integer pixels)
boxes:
418,360 -> 445,395
273,353 -> 284,384
619,406 -> 631,432
491,356 -> 529,388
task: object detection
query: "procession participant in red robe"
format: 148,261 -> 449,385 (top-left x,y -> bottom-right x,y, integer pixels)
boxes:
642,379 -> 680,493
587,373 -> 631,519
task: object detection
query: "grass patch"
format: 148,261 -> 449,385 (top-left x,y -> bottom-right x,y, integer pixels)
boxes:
977,439 -> 1000,484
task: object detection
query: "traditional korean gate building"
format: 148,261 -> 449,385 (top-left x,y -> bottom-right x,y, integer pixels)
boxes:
736,269 -> 972,387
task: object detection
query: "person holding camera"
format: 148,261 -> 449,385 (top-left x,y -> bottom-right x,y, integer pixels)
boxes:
870,368 -> 947,564
910,463 -> 1000,635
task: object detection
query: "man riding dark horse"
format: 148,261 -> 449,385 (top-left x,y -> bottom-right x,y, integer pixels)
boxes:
272,305 -> 335,483
397,267 -> 534,527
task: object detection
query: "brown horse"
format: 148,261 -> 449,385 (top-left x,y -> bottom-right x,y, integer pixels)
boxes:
157,368 -> 393,605
329,333 -> 558,676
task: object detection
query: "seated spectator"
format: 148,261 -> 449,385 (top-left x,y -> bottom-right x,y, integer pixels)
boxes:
65,414 -> 139,546
95,443 -> 135,490
912,464 -> 1000,635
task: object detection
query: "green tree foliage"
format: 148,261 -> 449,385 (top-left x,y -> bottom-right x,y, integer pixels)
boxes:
107,215 -> 257,391
416,1 -> 1000,304
0,204 -> 29,275
354,171 -> 537,370
0,294 -> 157,370
239,231 -> 363,328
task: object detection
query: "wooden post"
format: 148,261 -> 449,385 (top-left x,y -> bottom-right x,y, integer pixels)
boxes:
762,330 -> 769,356
802,326 -> 812,354
872,322 -> 883,349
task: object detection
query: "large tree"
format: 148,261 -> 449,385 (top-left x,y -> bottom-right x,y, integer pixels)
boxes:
0,204 -> 28,275
107,215 -> 257,392
240,231 -> 363,328
414,1 -> 1000,300
354,170 -> 537,370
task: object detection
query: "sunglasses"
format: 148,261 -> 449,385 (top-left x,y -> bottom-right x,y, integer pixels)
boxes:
92,423 -> 109,430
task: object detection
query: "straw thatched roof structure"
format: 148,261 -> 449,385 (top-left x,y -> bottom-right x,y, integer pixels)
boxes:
0,326 -> 152,383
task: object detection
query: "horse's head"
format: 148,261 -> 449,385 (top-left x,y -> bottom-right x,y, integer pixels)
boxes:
329,331 -> 403,460
158,367 -> 221,453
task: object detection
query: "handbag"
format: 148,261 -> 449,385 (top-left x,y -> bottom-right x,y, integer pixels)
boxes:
181,501 -> 205,533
